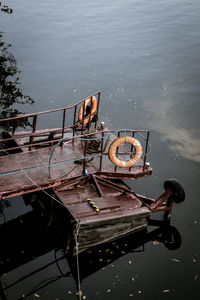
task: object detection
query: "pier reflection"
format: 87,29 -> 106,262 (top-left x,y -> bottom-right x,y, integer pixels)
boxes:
0,5 -> 34,129
0,206 -> 182,299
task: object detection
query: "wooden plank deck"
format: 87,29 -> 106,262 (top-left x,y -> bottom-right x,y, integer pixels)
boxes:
0,131 -> 152,199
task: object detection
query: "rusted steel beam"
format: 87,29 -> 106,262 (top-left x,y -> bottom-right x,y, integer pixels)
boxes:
99,169 -> 152,180
149,189 -> 173,211
91,174 -> 104,197
96,176 -> 136,195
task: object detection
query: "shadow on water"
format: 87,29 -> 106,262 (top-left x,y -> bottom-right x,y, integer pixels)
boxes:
0,193 -> 182,299
0,3 -> 34,131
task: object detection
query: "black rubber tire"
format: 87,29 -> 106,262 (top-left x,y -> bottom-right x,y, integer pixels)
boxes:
164,178 -> 185,203
163,226 -> 182,250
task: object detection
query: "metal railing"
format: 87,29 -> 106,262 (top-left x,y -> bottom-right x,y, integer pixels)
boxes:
0,91 -> 101,153
48,129 -> 151,176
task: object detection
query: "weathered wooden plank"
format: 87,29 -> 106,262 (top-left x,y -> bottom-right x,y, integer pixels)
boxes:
76,213 -> 149,254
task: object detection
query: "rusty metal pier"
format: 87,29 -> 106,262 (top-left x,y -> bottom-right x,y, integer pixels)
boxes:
0,92 -> 152,200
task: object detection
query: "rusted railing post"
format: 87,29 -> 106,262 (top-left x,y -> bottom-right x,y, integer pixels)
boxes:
12,119 -> 18,136
95,92 -> 100,129
81,100 -> 86,135
29,115 -> 37,151
83,138 -> 88,175
72,105 -> 77,143
114,131 -> 121,172
99,122 -> 105,171
143,131 -> 150,171
129,131 -> 135,172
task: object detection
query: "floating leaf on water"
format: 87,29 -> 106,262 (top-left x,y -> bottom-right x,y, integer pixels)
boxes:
105,248 -> 111,253
75,290 -> 83,297
194,274 -> 198,280
99,258 -> 103,262
121,251 -> 126,254
153,240 -> 160,245
163,290 -> 170,293
131,277 -> 135,281
171,258 -> 180,263
34,293 -> 40,298
68,291 -> 72,294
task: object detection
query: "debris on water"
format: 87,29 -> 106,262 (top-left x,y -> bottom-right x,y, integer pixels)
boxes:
121,250 -> 126,254
138,290 -> 142,294
82,296 -> 87,299
34,293 -> 40,298
128,260 -> 132,264
131,277 -> 135,281
107,289 -> 111,293
153,240 -> 160,245
171,258 -> 180,263
105,248 -> 111,253
75,290 -> 83,297
129,293 -> 134,297
194,274 -> 198,280
163,289 -> 170,293
68,291 -> 72,294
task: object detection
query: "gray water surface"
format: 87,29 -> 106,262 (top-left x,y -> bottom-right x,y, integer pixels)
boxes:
0,0 -> 200,299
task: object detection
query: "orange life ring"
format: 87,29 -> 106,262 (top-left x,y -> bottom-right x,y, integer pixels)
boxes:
78,96 -> 97,125
108,136 -> 142,168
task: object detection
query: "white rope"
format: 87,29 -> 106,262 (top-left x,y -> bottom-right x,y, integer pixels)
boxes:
74,221 -> 82,300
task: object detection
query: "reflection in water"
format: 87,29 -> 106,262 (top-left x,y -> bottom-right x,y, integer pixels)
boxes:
0,5 -> 34,130
0,34 -> 34,120
144,99 -> 200,162
0,204 -> 182,299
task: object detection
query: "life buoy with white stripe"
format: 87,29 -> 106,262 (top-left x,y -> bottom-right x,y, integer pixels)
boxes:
108,136 -> 142,168
78,96 -> 97,125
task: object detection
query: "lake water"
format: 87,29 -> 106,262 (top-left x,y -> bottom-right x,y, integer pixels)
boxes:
0,0 -> 200,299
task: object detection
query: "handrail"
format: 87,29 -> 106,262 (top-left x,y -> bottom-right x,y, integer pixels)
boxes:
0,91 -> 101,151
0,91 -> 100,122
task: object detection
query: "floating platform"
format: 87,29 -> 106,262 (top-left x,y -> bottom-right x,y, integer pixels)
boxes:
0,92 -> 185,256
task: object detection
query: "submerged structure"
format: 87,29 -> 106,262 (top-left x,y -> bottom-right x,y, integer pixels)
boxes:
0,91 -> 185,254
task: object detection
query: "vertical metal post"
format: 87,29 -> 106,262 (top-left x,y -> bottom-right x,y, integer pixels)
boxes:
99,125 -> 104,171
83,138 -> 87,175
81,100 -> 86,135
29,115 -> 37,151
114,131 -> 121,172
87,96 -> 92,131
61,109 -> 66,148
72,105 -> 77,143
95,92 -> 100,129
129,131 -> 135,172
62,109 -> 66,139
12,119 -> 18,135
143,131 -> 150,171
